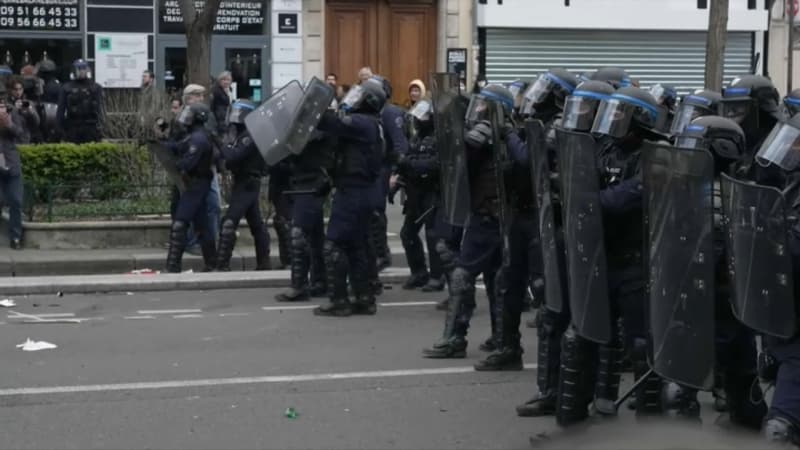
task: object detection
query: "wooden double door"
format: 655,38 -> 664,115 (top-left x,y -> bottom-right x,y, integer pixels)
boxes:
326,0 -> 437,105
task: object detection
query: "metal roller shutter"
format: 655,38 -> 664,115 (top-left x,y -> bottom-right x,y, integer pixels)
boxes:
485,29 -> 754,94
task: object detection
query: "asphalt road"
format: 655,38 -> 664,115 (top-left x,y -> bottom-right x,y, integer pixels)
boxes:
0,286 -> 780,450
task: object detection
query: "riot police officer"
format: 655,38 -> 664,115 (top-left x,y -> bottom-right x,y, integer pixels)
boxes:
515,79 -> 612,416
275,127 -> 336,302
588,66 -> 633,89
312,78 -> 386,317
396,99 -> 444,292
216,100 -> 271,272
57,59 -> 103,143
556,87 -> 667,426
720,74 -> 783,167
37,59 -> 61,143
752,114 -> 800,445
163,103 -> 217,273
421,84 -> 516,358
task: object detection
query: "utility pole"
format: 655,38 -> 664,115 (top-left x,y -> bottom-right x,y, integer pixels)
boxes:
705,0 -> 729,91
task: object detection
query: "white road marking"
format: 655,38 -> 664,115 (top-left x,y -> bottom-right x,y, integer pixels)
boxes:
7,311 -> 88,323
379,301 -> 437,307
0,364 -> 538,397
173,314 -> 204,319
218,313 -> 250,317
137,309 -> 202,315
124,316 -> 155,320
262,305 -> 316,311
30,313 -> 76,318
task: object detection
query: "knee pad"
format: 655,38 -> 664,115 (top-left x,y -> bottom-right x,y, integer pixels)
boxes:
450,267 -> 473,294
220,218 -> 237,237
171,220 -> 188,236
290,226 -> 308,248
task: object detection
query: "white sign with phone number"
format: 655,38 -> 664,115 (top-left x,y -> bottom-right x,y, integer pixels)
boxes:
94,33 -> 149,89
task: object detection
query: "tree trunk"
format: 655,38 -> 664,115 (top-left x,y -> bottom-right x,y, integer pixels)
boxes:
705,0 -> 729,91
178,0 -> 223,90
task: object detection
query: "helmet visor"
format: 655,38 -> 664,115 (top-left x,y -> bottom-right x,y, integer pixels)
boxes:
521,75 -> 556,110
755,122 -> 800,170
226,102 -> 254,125
341,85 -> 365,111
720,98 -> 753,125
562,95 -> 600,131
409,99 -> 432,122
670,104 -> 707,135
591,99 -> 633,138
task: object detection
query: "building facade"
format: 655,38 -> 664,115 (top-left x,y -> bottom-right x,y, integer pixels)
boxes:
476,0 -> 769,93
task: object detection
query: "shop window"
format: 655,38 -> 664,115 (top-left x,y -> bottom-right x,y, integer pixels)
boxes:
0,38 -> 81,82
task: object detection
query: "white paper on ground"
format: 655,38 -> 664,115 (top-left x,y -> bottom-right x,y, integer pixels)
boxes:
0,299 -> 16,307
16,338 -> 57,351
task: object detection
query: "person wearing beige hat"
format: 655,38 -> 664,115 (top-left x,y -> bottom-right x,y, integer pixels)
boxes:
404,79 -> 426,109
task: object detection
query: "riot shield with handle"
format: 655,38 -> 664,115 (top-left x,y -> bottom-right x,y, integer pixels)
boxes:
148,141 -> 187,193
284,77 -> 335,157
245,80 -> 304,166
555,128 -> 611,344
431,72 -> 470,226
488,100 -> 511,268
526,119 -> 565,314
642,142 -> 715,390
720,173 -> 796,339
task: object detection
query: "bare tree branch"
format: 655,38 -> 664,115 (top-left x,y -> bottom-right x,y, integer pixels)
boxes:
705,0 -> 729,91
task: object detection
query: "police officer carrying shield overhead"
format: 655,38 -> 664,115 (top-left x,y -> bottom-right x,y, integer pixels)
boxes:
312,78 -> 386,317
163,103 -> 217,273
421,84 -> 516,359
216,100 -> 271,272
57,59 -> 103,144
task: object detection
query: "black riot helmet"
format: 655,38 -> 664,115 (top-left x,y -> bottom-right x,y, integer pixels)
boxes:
669,89 -> 722,135
720,75 -> 783,147
675,116 -> 746,170
340,77 -> 386,114
71,59 -> 91,81
177,103 -> 210,127
591,86 -> 666,138
561,80 -> 615,132
465,84 -> 514,128
755,114 -> 800,171
226,99 -> 256,126
38,59 -> 56,76
783,89 -> 800,118
519,68 -> 578,118
590,67 -> 633,89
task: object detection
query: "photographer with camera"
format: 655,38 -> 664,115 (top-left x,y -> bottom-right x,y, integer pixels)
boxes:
9,77 -> 40,144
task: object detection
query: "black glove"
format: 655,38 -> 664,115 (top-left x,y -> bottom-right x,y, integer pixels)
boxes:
464,120 -> 492,149
500,120 -> 515,139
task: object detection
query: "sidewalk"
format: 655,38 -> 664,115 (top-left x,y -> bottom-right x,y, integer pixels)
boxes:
0,244 -> 415,295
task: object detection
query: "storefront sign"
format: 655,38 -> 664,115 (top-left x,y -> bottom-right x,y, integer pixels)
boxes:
94,33 -> 149,89
0,0 -> 80,32
159,0 -> 266,35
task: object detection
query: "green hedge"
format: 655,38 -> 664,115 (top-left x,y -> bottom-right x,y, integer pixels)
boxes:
19,142 -> 151,202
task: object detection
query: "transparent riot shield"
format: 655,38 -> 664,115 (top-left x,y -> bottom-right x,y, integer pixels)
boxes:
642,142 -> 715,390
555,128 -> 611,344
148,141 -> 187,193
720,173 -> 796,339
526,119 -> 565,314
284,77 -> 335,156
245,80 -> 304,166
431,72 -> 470,226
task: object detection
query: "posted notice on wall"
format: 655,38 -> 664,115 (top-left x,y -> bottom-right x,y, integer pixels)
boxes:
94,34 -> 149,89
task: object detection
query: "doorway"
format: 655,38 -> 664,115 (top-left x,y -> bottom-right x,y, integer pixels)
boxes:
325,0 -> 437,105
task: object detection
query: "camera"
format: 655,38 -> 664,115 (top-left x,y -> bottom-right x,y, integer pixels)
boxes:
21,101 -> 29,109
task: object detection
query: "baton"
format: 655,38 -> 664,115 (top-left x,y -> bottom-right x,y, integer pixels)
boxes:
613,367 -> 655,410
414,206 -> 436,225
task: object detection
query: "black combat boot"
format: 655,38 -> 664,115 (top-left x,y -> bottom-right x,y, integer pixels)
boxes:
474,347 -> 523,371
165,220 -> 188,273
313,298 -> 352,317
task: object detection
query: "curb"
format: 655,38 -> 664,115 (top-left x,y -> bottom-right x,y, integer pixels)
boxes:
0,268 -> 413,296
